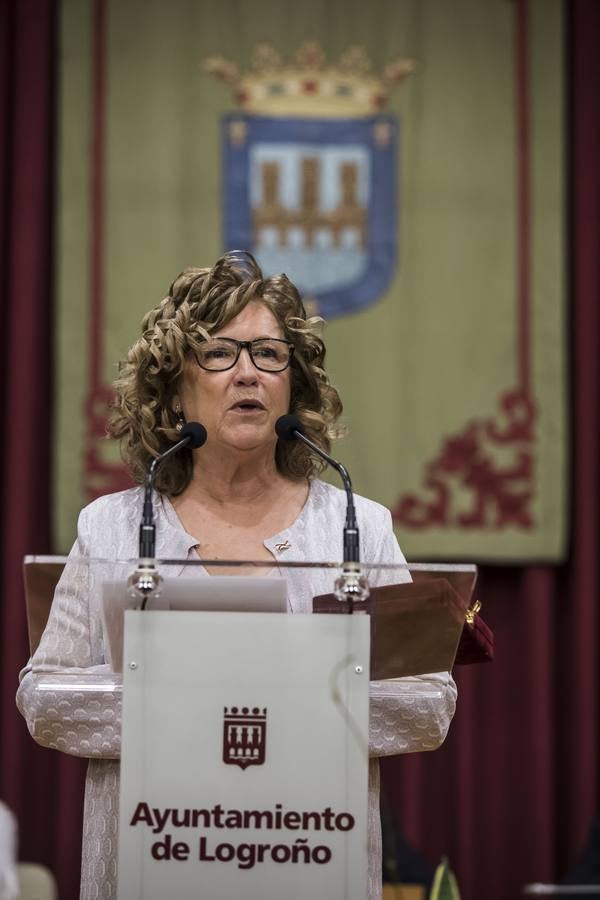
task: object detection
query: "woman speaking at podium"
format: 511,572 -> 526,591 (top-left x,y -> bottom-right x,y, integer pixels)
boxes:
17,251 -> 456,900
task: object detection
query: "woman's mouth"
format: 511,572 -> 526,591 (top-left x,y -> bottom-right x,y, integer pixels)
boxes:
229,400 -> 266,414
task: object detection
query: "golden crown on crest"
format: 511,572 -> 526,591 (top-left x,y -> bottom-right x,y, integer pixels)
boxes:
203,41 -> 415,119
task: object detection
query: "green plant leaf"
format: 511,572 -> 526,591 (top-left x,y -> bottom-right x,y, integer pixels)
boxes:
429,856 -> 461,900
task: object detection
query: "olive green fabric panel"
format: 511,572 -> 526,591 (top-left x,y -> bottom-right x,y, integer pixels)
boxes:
56,0 -> 565,560
55,0 -> 93,552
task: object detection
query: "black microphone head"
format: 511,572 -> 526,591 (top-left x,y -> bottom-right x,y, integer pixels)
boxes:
275,414 -> 302,441
181,421 -> 207,449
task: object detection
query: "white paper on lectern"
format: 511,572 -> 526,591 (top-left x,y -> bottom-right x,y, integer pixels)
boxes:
102,576 -> 288,673
117,611 -> 369,900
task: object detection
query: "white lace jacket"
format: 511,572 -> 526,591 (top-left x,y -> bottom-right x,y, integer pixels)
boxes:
17,480 -> 456,900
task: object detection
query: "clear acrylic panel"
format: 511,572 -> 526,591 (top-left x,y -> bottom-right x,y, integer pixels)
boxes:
23,554 -> 476,685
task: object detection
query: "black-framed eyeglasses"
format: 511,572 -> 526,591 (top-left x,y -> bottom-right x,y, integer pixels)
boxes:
194,338 -> 295,372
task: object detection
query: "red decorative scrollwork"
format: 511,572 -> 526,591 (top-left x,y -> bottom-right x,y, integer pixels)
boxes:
83,385 -> 132,500
391,389 -> 536,530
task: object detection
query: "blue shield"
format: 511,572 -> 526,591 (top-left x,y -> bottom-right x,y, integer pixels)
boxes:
223,115 -> 397,318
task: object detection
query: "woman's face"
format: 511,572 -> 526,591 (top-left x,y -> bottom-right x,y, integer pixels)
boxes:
177,301 -> 292,458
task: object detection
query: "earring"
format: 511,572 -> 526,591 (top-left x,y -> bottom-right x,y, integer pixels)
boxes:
174,402 -> 185,433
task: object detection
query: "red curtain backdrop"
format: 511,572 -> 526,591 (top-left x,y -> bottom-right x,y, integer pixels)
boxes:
382,2 -> 600,897
0,3 -> 86,900
0,2 -> 598,900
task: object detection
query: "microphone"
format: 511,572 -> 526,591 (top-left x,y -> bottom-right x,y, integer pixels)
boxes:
131,422 -> 207,605
275,414 -> 360,567
139,422 -> 207,559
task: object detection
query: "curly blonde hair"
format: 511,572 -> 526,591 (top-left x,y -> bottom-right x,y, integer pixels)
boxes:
108,251 -> 344,495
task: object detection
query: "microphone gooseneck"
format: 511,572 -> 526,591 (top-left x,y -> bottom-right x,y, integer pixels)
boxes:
275,414 -> 359,565
138,422 -> 207,560
132,421 -> 207,606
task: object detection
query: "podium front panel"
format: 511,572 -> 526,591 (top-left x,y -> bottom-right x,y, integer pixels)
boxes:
117,610 -> 370,900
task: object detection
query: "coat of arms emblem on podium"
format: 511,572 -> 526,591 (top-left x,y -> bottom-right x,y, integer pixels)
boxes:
205,42 -> 414,318
222,706 -> 267,770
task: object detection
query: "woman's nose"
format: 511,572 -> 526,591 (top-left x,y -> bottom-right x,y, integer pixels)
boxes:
233,347 -> 259,383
